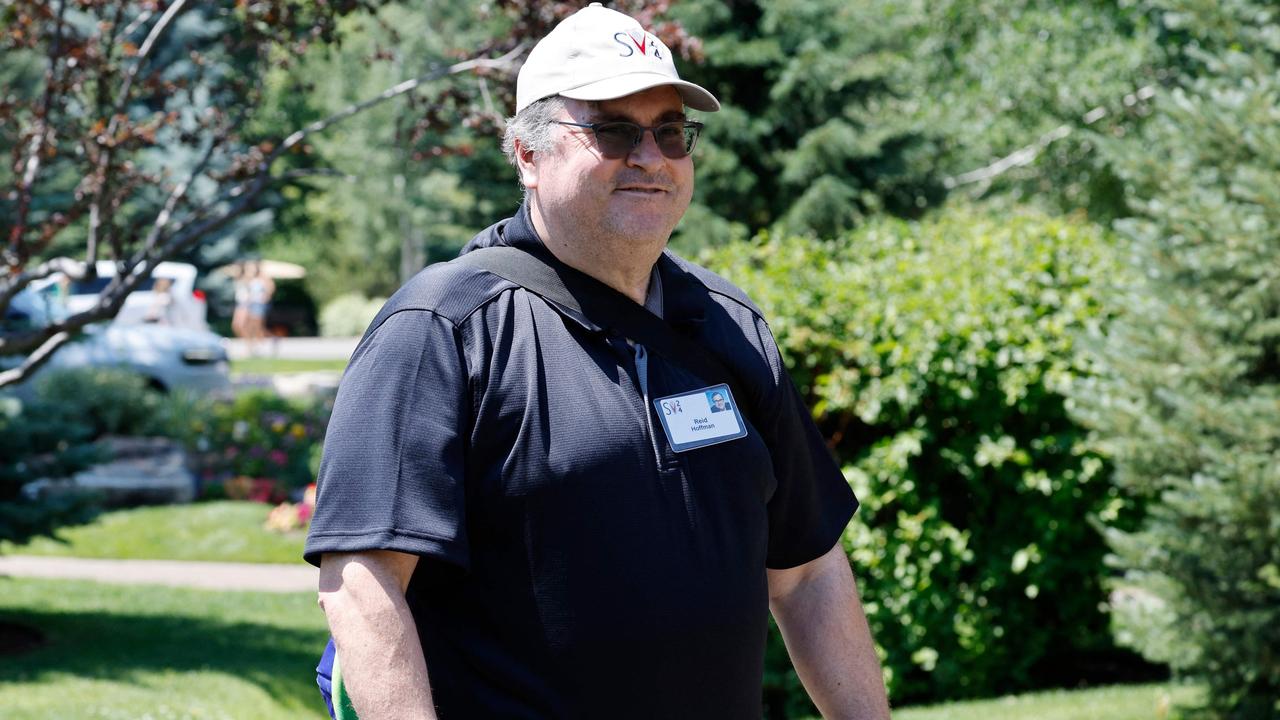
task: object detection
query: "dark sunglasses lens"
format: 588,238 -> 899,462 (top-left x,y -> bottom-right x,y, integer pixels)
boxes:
594,123 -> 641,159
655,123 -> 694,158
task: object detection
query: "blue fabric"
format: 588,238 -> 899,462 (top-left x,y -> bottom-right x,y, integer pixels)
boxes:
304,203 -> 857,718
316,637 -> 336,720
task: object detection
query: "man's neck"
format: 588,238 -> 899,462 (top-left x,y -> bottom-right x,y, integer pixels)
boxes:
528,204 -> 666,306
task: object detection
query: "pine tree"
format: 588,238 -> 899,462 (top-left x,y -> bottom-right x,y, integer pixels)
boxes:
1075,2 -> 1280,716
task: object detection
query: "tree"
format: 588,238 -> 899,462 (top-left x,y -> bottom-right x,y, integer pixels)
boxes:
0,0 -> 534,387
1074,1 -> 1280,716
666,0 -> 1158,243
249,2 -> 520,300
250,0 -> 706,302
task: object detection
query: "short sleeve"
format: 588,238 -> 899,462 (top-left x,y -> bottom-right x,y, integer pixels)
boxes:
754,319 -> 858,569
304,309 -> 471,569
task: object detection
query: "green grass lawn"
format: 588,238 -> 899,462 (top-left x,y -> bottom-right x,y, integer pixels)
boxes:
0,578 -> 1199,720
892,682 -> 1202,720
0,501 -> 306,564
0,505 -> 1203,718
0,578 -> 330,720
231,358 -> 348,375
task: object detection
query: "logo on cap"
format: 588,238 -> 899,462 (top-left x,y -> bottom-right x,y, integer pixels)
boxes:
614,31 -> 663,60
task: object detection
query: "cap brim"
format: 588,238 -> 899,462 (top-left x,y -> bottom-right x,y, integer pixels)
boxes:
559,72 -> 720,112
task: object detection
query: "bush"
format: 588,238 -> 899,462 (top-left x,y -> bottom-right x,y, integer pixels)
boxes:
174,389 -> 331,501
0,393 -> 102,546
318,292 -> 386,338
0,394 -> 99,480
704,206 -> 1132,706
34,367 -> 167,438
0,367 -> 181,546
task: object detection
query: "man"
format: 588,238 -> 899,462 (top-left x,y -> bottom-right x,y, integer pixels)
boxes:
305,4 -> 892,719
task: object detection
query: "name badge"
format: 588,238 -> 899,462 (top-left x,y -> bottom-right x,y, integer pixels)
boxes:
652,383 -> 748,453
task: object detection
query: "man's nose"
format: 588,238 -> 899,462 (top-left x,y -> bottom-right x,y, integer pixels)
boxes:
625,128 -> 666,171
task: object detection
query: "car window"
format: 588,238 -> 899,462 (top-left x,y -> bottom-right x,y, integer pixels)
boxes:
70,276 -> 157,294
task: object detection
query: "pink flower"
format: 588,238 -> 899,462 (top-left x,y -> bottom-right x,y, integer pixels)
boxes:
269,449 -> 288,466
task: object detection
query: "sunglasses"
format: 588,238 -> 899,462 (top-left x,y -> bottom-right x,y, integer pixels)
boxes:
554,120 -> 704,159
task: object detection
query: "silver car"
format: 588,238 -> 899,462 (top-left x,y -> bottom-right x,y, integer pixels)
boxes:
2,287 -> 230,395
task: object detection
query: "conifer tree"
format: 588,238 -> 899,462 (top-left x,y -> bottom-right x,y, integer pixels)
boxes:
1075,2 -> 1280,716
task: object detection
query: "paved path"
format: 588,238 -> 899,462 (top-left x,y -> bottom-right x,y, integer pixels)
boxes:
225,336 -> 359,361
232,369 -> 344,397
0,555 -> 318,593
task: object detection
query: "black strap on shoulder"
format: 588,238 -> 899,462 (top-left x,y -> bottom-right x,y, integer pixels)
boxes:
456,246 -> 754,418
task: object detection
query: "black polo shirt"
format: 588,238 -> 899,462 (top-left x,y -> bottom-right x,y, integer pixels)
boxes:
304,204 -> 857,719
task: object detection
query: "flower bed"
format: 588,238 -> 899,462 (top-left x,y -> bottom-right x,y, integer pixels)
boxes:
175,390 -> 331,513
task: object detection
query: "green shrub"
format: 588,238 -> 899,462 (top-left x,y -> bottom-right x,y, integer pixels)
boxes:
0,367 -> 176,546
704,206 -> 1130,705
318,292 -> 386,338
33,367 -> 167,438
0,394 -> 102,546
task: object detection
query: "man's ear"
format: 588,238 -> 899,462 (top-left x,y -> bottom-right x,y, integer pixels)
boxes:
514,138 -> 539,190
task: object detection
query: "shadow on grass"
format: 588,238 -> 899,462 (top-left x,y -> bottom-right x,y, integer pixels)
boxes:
0,606 -> 326,711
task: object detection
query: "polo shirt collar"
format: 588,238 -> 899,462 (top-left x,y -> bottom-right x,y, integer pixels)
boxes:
477,202 -> 710,333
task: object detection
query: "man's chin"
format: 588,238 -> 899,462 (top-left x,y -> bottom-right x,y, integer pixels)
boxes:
602,207 -> 684,241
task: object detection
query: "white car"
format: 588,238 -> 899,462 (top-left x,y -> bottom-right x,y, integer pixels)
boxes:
41,260 -> 210,332
2,287 -> 230,396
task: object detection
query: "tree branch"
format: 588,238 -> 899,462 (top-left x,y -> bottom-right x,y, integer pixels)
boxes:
134,2 -> 186,63
271,42 -> 526,164
140,136 -> 222,255
1,43 -> 528,386
945,125 -> 1073,191
87,0 -> 191,267
0,256 -> 160,360
0,330 -> 76,388
7,0 -> 68,264
121,9 -> 156,40
944,85 -> 1157,193
0,256 -> 85,320
153,45 -> 527,263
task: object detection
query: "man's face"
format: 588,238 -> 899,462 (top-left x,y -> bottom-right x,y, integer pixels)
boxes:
522,86 -> 694,248
712,394 -> 726,410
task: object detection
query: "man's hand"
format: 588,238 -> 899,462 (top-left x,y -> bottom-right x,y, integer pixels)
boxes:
767,543 -> 892,719
318,550 -> 437,720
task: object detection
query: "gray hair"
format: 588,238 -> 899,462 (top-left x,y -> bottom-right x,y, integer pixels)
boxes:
501,95 -> 570,169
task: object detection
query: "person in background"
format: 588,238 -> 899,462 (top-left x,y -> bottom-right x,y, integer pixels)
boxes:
144,277 -> 175,325
233,261 -> 275,354
232,262 -> 252,340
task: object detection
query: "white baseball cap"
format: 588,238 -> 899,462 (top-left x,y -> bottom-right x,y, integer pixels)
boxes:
516,2 -> 720,114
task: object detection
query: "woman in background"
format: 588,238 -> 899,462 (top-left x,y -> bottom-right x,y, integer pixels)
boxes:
233,261 -> 274,354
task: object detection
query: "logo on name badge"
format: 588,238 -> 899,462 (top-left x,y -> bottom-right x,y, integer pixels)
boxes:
653,383 -> 747,453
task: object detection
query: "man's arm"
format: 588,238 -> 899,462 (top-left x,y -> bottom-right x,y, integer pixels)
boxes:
318,550 -> 437,720
767,542 -> 892,720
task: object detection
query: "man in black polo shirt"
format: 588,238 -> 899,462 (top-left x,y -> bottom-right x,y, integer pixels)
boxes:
305,4 -> 891,718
